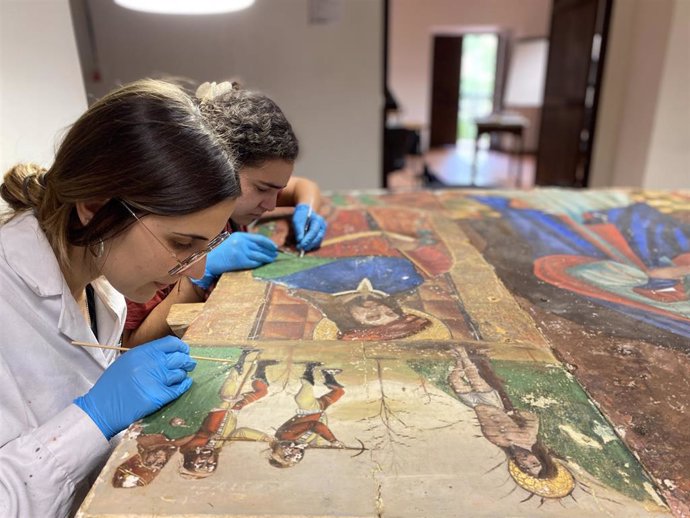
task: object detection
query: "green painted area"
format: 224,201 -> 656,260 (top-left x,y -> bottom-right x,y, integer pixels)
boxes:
255,223 -> 276,238
408,359 -> 654,502
356,194 -> 383,206
252,253 -> 334,279
329,193 -> 349,207
492,360 -> 653,502
139,347 -> 244,440
407,359 -> 456,398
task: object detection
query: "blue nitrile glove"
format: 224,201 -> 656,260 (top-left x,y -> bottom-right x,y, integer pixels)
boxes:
293,203 -> 327,252
74,336 -> 196,440
191,232 -> 278,289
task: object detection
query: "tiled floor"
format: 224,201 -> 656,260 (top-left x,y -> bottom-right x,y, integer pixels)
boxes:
388,139 -> 536,190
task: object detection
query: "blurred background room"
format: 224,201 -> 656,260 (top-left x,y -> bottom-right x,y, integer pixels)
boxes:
1,0 -> 688,194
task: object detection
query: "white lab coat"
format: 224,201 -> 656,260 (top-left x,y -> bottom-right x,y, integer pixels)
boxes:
0,211 -> 126,517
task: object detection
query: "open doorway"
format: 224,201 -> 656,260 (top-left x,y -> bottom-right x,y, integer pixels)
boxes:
386,0 -> 613,191
458,33 -> 498,145
428,32 -> 500,147
426,31 -> 533,187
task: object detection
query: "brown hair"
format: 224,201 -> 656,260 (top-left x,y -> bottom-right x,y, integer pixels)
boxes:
1,79 -> 241,267
197,83 -> 299,169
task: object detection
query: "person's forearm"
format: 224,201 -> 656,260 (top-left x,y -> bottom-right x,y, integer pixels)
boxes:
293,178 -> 321,210
277,176 -> 322,210
122,278 -> 205,347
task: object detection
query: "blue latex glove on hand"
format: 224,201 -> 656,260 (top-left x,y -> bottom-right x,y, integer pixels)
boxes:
191,232 -> 278,289
293,204 -> 327,252
74,336 -> 196,440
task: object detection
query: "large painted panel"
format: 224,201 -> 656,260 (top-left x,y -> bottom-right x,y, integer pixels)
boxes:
80,188 -> 689,517
186,203 -> 546,348
78,342 -> 667,517
444,189 -> 690,516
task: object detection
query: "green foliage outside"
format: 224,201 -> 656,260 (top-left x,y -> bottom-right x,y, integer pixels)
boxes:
459,34 -> 498,141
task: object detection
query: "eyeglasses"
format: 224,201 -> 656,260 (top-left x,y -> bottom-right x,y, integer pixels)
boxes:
120,201 -> 230,276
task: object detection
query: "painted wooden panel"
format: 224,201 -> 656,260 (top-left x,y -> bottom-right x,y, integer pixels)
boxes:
445,189 -> 690,516
186,205 -> 547,347
79,341 -> 667,517
79,188 -> 689,517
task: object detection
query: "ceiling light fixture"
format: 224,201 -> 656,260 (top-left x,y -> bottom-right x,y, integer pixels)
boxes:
114,0 -> 255,15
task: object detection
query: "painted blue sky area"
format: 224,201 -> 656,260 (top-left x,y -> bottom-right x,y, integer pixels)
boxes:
270,256 -> 423,294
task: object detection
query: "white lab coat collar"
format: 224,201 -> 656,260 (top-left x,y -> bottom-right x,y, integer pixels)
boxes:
1,212 -> 125,366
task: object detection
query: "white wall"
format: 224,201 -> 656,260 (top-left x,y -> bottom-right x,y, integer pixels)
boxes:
0,0 -> 87,174
642,0 -> 689,189
590,0 -> 689,189
389,0 -> 551,151
74,0 -> 383,191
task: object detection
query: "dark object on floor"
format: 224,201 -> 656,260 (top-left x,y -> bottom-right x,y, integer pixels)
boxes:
419,165 -> 496,190
384,128 -> 417,174
421,165 -> 446,188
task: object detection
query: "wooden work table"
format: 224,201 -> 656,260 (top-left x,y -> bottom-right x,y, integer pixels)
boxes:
80,187 -> 689,518
472,112 -> 529,187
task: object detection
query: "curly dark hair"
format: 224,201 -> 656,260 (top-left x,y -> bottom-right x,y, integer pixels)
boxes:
197,84 -> 299,168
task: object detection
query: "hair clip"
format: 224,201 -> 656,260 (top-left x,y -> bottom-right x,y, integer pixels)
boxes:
195,81 -> 235,102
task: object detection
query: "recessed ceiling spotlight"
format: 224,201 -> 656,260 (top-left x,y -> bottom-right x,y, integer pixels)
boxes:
114,0 -> 255,15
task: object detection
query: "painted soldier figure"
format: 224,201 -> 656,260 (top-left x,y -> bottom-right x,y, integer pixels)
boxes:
268,362 -> 345,468
112,349 -> 277,487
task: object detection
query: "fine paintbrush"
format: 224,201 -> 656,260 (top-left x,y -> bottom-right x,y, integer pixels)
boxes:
71,341 -> 234,363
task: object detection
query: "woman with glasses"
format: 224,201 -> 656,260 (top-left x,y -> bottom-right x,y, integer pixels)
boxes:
123,82 -> 328,347
0,79 -> 241,517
